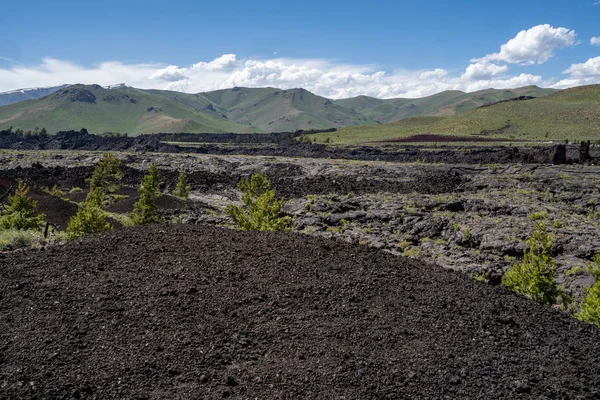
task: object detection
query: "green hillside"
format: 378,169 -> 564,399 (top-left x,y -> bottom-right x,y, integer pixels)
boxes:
200,87 -> 371,132
334,86 -> 558,124
0,84 -> 256,135
314,85 -> 600,144
0,85 -> 370,134
0,85 -> 69,107
0,83 -> 570,136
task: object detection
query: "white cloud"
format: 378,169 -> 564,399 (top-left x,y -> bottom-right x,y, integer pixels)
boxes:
563,56 -> 600,77
591,36 -> 600,46
473,24 -> 576,65
419,69 -> 448,79
464,74 -> 542,92
0,54 -> 549,99
0,58 -> 159,91
550,56 -> 600,88
461,62 -> 508,80
4,21 -> 598,103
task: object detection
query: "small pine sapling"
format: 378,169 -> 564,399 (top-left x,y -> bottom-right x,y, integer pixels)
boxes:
226,173 -> 291,231
172,171 -> 191,199
131,162 -> 162,225
66,188 -> 112,237
502,222 -> 562,305
86,153 -> 124,206
575,254 -> 600,327
0,181 -> 46,231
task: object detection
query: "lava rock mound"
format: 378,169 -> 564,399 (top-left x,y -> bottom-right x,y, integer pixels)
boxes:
1,225 -> 600,399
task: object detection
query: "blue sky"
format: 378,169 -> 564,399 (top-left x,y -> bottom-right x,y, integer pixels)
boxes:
1,0 -> 600,98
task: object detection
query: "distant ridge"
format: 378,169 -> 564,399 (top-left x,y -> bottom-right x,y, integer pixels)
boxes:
0,83 -> 559,135
322,84 -> 600,144
0,84 -> 70,107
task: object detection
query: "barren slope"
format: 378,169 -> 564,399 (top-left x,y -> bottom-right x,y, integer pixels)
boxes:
1,225 -> 600,399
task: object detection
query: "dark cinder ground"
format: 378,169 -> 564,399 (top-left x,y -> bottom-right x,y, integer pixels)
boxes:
2,225 -> 600,399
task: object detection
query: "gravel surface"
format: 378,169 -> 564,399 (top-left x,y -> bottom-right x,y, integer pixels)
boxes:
2,225 -> 600,399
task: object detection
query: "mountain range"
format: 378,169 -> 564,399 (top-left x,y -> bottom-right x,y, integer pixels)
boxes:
316,84 -> 600,144
0,85 -> 70,107
0,83 -> 558,135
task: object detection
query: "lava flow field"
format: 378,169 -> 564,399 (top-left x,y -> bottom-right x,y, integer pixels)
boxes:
2,225 -> 600,399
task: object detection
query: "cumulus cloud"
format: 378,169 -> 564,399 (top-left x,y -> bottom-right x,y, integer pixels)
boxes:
0,23 -> 590,101
563,56 -> 600,77
0,54 -> 548,99
461,62 -> 508,80
0,58 -> 159,91
550,56 -> 600,88
463,74 -> 542,92
592,36 -> 600,46
419,69 -> 448,79
473,24 -> 576,65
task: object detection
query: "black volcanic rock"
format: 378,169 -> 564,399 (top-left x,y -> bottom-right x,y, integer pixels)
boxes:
52,87 -> 97,104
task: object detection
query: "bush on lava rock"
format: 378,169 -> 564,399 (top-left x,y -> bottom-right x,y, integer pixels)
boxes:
576,254 -> 600,327
0,181 -> 46,231
130,162 -> 162,225
502,222 -> 563,306
226,173 -> 291,232
86,152 -> 124,206
66,188 -> 112,238
172,171 -> 190,200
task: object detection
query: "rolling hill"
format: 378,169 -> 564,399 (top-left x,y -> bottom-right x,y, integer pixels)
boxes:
0,84 -> 258,135
0,83 -> 560,135
314,84 -> 600,144
0,85 -> 69,107
149,86 -> 371,132
334,86 -> 558,123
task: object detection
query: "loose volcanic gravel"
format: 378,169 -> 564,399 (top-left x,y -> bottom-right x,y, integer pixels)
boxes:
1,225 -> 600,399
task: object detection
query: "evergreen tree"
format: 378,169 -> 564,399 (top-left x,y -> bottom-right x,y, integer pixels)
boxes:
226,173 -> 291,231
0,181 -> 46,231
576,254 -> 600,327
131,162 -> 162,225
502,223 -> 562,305
172,171 -> 191,199
86,153 -> 123,206
66,188 -> 112,238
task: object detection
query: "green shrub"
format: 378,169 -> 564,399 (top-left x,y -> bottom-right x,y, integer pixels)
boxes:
0,181 -> 46,231
66,189 -> 113,238
131,162 -> 162,225
397,240 -> 411,250
463,227 -> 472,241
107,212 -> 134,227
226,173 -> 291,231
528,210 -> 548,221
86,153 -> 123,206
172,171 -> 191,199
69,187 -> 83,193
575,254 -> 600,327
42,184 -> 64,197
403,246 -> 421,258
0,229 -> 44,250
502,222 -> 562,305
